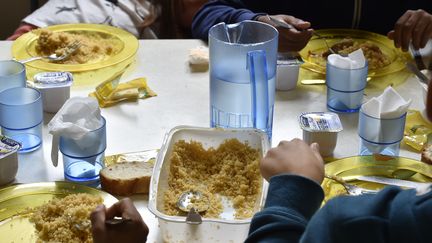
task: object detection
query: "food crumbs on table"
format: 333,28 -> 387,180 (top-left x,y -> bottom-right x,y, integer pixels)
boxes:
163,139 -> 262,219
28,193 -> 102,243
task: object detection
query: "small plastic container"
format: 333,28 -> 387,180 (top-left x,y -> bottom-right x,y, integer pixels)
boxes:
33,72 -> 73,113
276,52 -> 303,91
0,135 -> 21,185
299,112 -> 343,157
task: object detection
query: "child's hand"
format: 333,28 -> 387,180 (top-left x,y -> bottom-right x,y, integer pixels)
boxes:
91,198 -> 149,243
260,138 -> 324,183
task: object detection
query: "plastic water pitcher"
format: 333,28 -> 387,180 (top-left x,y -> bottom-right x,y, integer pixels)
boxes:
209,21 -> 278,140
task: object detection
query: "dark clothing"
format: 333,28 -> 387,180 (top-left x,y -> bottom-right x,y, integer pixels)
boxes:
245,174 -> 432,243
192,0 -> 432,40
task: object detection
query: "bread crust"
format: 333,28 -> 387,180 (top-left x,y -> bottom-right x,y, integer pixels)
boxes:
100,162 -> 152,196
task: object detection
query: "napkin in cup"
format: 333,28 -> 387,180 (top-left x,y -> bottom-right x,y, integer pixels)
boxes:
327,49 -> 367,109
48,97 -> 102,167
360,86 -> 412,153
327,48 -> 366,69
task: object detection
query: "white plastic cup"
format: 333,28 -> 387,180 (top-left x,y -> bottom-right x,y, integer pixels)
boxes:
276,52 -> 302,91
276,64 -> 300,91
33,72 -> 73,113
40,86 -> 71,113
299,112 -> 343,157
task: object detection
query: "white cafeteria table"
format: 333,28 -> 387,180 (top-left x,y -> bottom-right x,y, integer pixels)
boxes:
1,39 -> 431,242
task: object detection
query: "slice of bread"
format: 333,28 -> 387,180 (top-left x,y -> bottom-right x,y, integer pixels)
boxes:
100,161 -> 153,196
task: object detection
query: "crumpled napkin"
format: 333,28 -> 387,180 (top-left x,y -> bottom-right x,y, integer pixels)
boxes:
360,86 -> 412,152
328,49 -> 366,69
362,86 -> 412,119
48,97 -> 102,166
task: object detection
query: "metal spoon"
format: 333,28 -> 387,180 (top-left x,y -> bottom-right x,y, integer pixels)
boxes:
18,40 -> 82,64
177,191 -> 210,225
72,216 -> 132,231
325,174 -> 378,196
177,190 -> 209,213
267,15 -> 338,55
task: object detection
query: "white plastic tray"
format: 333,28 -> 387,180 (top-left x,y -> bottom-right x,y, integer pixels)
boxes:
148,126 -> 270,243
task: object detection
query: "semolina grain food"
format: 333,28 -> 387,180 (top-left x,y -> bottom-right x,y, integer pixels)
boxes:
29,193 -> 102,243
35,29 -> 122,64
309,38 -> 391,70
163,139 -> 262,219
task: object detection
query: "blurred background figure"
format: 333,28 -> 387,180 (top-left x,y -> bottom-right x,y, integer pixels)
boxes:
192,0 -> 432,52
7,0 -> 207,40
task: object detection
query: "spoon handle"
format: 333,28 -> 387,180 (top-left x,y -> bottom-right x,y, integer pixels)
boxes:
105,218 -> 132,225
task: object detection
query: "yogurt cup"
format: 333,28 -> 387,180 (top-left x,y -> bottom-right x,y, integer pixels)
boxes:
33,72 -> 73,113
0,135 -> 21,185
276,52 -> 303,91
299,112 -> 343,157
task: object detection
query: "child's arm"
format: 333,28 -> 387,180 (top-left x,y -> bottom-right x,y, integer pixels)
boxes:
246,174 -> 324,242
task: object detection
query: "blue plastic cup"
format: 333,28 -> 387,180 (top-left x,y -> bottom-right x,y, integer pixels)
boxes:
358,109 -> 406,156
0,60 -> 26,93
326,62 -> 368,113
0,87 -> 43,153
59,117 -> 106,186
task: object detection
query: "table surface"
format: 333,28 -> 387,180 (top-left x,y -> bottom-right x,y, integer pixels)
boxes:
2,39 -> 431,242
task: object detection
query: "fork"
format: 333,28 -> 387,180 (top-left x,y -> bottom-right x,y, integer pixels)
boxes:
405,62 -> 430,85
266,15 -> 339,55
18,40 -> 81,64
410,43 -> 426,70
325,174 -> 378,196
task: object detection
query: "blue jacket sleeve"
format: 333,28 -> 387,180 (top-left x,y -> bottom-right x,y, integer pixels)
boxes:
246,174 -> 432,243
245,174 -> 325,243
191,0 -> 263,40
301,185 -> 432,243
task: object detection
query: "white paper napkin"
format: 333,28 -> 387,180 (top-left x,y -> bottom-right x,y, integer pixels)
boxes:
362,86 -> 412,119
327,49 -> 366,69
361,86 -> 411,152
48,97 -> 102,166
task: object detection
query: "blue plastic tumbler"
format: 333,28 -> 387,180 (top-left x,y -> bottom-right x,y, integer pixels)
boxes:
0,60 -> 26,93
326,62 -> 368,113
0,87 -> 43,152
59,117 -> 106,186
358,109 -> 406,156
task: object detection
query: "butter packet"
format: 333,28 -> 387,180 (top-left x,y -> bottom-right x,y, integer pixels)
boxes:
404,110 -> 432,151
104,149 -> 158,167
90,77 -> 157,107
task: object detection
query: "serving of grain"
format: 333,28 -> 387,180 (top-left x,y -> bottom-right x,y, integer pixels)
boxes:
163,139 -> 262,219
29,193 -> 102,243
35,29 -> 122,64
308,38 -> 391,70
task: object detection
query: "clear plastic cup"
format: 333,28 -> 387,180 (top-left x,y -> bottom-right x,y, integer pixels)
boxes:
358,109 -> 406,156
326,62 -> 368,113
0,87 -> 43,153
0,60 -> 26,93
59,117 -> 106,186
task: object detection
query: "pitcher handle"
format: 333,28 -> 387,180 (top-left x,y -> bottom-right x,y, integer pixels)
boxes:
247,50 -> 269,132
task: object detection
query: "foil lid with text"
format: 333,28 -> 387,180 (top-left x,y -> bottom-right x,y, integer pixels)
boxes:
299,112 -> 343,132
33,72 -> 73,88
0,135 -> 21,159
